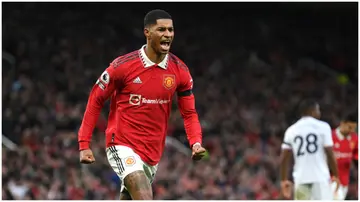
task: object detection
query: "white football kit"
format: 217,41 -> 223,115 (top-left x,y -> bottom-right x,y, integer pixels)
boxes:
281,116 -> 334,200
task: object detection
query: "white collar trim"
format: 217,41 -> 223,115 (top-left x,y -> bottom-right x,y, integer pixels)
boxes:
336,127 -> 351,141
139,45 -> 168,69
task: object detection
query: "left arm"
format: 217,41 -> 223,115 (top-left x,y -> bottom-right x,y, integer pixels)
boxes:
178,92 -> 202,147
176,64 -> 205,160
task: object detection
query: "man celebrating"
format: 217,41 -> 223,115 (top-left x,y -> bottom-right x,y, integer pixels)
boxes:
78,9 -> 206,200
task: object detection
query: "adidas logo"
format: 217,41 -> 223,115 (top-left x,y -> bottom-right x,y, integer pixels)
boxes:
133,77 -> 142,84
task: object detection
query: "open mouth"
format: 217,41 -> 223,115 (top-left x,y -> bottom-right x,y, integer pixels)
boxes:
160,41 -> 171,51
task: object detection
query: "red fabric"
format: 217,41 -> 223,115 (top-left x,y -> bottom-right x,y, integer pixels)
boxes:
78,50 -> 202,165
332,129 -> 358,186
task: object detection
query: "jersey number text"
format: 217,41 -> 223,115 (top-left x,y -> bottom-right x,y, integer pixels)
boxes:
294,133 -> 318,157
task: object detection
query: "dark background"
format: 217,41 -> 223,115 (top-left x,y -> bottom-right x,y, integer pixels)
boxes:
2,2 -> 358,200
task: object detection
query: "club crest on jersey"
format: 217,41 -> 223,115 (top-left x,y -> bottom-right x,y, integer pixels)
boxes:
124,156 -> 136,166
163,74 -> 175,90
335,143 -> 340,148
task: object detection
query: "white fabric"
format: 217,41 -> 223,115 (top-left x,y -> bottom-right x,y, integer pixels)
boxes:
139,45 -> 168,69
282,116 -> 333,184
106,145 -> 158,192
331,181 -> 348,200
294,182 -> 333,200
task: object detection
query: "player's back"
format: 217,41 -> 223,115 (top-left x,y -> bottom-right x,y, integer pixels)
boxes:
286,117 -> 332,184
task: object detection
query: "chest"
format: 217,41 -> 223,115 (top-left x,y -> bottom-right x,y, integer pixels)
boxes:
121,66 -> 178,98
333,137 -> 355,162
333,138 -> 355,153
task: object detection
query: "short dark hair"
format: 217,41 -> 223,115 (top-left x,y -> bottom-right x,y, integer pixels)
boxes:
298,99 -> 318,116
144,9 -> 172,28
342,112 -> 358,123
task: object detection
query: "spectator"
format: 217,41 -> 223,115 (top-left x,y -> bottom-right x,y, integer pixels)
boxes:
2,2 -> 357,200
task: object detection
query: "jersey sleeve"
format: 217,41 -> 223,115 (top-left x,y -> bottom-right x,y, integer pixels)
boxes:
176,64 -> 193,95
78,62 -> 125,150
175,62 -> 202,147
281,128 -> 292,150
322,123 -> 334,147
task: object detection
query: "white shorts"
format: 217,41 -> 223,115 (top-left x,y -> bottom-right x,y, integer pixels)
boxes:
331,181 -> 348,200
106,145 -> 158,192
294,182 -> 333,200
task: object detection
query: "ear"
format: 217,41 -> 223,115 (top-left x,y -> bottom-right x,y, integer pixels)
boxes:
144,27 -> 151,40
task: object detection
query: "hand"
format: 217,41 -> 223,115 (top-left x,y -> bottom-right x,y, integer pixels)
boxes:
80,149 -> 95,164
191,143 -> 206,161
280,180 -> 293,199
332,176 -> 340,193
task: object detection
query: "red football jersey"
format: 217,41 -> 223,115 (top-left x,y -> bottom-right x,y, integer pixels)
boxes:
104,92 -> 117,137
78,45 -> 202,165
332,128 -> 358,186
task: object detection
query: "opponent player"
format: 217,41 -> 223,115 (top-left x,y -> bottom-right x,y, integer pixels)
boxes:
77,9 -> 206,200
280,99 -> 340,200
331,112 -> 358,200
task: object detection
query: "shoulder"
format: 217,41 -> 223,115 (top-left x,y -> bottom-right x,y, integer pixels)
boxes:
285,124 -> 297,136
111,50 -> 140,69
316,119 -> 331,130
305,118 -> 331,130
350,132 -> 358,141
168,52 -> 189,72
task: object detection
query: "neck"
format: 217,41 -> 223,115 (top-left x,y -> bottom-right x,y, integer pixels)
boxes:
145,44 -> 166,64
302,115 -> 313,118
338,127 -> 349,137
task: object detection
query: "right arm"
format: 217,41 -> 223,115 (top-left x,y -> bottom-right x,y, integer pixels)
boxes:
325,148 -> 339,178
323,124 -> 340,192
78,64 -> 123,150
323,124 -> 339,178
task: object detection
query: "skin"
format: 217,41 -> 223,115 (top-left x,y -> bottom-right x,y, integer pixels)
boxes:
123,171 -> 152,200
192,144 -> 207,160
80,18 -> 207,200
339,121 -> 357,137
116,142 -> 206,200
79,149 -> 95,164
144,19 -> 174,64
142,17 -> 207,160
119,189 -> 132,200
279,103 -> 340,199
339,120 -> 358,168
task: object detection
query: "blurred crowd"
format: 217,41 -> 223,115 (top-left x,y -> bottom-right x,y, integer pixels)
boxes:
2,3 -> 358,200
